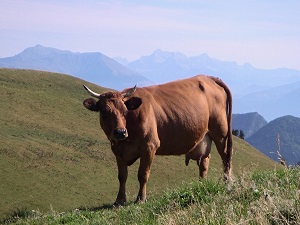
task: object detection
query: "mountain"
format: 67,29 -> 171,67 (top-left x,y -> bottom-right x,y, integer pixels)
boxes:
0,45 -> 153,90
127,49 -> 300,120
246,115 -> 300,166
113,56 -> 129,66
232,112 -> 267,139
0,68 -> 278,219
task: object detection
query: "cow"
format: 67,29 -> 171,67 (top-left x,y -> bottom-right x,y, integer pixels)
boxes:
82,75 -> 233,206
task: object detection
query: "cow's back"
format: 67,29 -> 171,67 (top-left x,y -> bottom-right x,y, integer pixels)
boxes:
132,75 -> 228,155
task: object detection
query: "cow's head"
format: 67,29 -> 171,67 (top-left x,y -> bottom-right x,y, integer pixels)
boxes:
83,85 -> 142,142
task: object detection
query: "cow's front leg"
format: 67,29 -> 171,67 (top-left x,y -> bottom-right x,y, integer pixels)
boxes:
114,157 -> 128,206
135,149 -> 155,203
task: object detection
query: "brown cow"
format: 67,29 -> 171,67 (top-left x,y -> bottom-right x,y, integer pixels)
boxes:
83,75 -> 233,206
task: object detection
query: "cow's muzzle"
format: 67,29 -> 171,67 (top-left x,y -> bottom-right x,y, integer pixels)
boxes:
113,128 -> 128,140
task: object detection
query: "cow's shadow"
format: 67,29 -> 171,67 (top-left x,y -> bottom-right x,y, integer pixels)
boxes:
78,203 -> 114,211
78,201 -> 135,211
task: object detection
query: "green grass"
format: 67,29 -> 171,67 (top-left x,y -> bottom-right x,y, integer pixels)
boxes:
0,68 -> 279,221
4,168 -> 300,224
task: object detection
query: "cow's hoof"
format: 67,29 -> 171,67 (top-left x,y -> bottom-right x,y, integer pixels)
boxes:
134,197 -> 146,204
113,201 -> 125,208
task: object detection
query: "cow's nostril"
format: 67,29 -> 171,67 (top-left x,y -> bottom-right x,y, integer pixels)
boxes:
114,128 -> 126,135
113,128 -> 127,140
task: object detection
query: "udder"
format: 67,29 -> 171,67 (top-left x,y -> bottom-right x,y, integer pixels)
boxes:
185,134 -> 212,166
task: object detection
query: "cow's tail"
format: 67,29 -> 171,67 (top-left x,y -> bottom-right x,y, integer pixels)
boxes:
211,77 -> 233,163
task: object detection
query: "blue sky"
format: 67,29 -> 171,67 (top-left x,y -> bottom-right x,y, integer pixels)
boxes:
1,0 -> 299,69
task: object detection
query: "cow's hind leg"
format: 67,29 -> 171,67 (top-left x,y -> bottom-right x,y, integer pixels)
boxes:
186,134 -> 212,179
214,137 -> 232,181
198,134 -> 212,179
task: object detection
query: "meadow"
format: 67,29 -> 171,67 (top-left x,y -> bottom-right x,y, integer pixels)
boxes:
5,168 -> 300,224
0,69 -> 282,223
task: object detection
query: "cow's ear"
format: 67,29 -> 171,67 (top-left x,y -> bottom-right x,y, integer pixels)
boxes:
83,98 -> 99,111
124,97 -> 142,110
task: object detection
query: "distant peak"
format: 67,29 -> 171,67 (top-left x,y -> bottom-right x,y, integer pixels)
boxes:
30,44 -> 53,50
34,44 -> 44,48
243,63 -> 254,69
194,53 -> 211,60
24,44 -> 54,52
18,45 -> 73,58
199,53 -> 209,58
151,49 -> 171,57
153,49 -> 163,54
149,49 -> 187,62
152,49 -> 186,55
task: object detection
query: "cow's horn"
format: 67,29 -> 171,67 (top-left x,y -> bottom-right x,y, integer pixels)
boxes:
122,84 -> 137,98
83,84 -> 101,98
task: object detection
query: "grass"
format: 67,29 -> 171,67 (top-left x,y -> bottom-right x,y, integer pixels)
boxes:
4,168 -> 300,224
0,68 -> 279,221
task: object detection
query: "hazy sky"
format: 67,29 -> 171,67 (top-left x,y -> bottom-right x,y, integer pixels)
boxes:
1,0 -> 300,69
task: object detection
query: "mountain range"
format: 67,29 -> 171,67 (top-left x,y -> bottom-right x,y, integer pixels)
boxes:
0,45 -> 153,91
1,45 -> 300,121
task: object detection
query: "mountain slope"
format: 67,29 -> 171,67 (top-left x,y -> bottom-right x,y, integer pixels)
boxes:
0,68 -> 278,219
232,112 -> 267,138
0,45 -> 153,90
246,115 -> 300,165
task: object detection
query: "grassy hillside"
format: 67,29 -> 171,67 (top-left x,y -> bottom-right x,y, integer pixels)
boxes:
0,69 -> 279,220
5,168 -> 300,224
